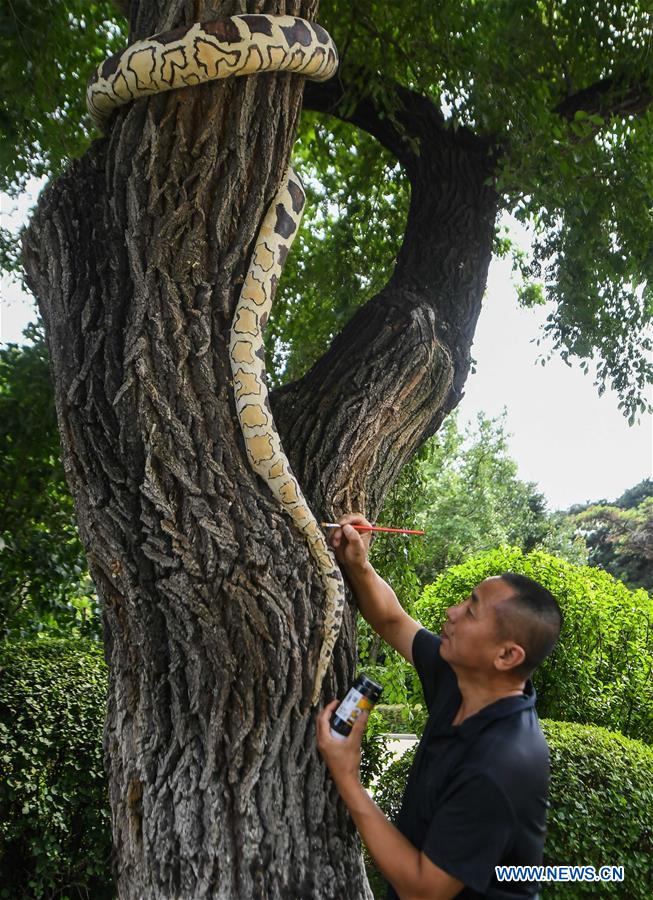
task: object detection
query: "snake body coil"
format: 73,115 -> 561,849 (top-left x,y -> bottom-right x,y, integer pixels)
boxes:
88,15 -> 345,704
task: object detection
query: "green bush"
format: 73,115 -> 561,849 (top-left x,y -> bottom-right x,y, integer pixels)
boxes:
0,333 -> 101,642
369,721 -> 653,899
360,710 -> 393,789
542,720 -> 653,897
413,547 -> 653,742
374,705 -> 415,734
0,638 -> 113,899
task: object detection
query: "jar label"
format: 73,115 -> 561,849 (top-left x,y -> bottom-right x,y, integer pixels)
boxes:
334,688 -> 373,726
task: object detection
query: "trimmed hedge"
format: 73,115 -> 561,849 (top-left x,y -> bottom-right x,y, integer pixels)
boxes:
543,720 -> 653,896
370,720 -> 653,899
0,639 -> 113,899
414,547 -> 653,742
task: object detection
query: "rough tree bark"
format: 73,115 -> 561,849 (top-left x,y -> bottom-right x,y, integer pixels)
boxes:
22,0 -> 498,897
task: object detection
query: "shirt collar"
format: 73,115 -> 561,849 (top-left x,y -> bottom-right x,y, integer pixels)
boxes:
440,680 -> 536,740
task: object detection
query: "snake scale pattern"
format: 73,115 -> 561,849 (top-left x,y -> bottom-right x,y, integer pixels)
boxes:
87,15 -> 345,705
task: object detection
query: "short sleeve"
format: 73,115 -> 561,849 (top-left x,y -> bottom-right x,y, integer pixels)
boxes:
412,628 -> 449,710
422,771 -> 515,893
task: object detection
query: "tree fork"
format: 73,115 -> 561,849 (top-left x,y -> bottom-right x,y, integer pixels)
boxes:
276,74 -> 499,519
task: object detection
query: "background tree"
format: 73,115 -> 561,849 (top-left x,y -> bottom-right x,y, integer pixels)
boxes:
7,0 -> 653,897
567,479 -> 653,591
412,412 -> 587,582
0,0 -> 125,272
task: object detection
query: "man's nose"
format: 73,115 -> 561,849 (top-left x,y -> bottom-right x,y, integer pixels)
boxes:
446,604 -> 461,621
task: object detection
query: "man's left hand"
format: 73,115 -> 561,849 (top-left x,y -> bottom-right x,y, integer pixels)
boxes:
316,699 -> 369,787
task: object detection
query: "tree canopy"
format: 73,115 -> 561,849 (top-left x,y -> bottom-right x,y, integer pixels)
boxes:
568,478 -> 653,591
2,0 -> 652,417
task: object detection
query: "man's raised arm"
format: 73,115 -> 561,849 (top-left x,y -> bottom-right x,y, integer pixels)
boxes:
329,514 -> 422,665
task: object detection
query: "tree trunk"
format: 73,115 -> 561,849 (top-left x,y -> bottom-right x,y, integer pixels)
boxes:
22,1 -> 498,897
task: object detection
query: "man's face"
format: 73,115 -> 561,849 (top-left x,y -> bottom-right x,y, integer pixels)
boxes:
439,577 -> 516,673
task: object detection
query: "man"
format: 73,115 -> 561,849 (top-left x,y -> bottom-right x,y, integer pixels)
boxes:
317,514 -> 562,900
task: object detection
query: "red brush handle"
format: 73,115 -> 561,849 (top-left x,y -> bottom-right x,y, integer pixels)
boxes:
321,523 -> 424,535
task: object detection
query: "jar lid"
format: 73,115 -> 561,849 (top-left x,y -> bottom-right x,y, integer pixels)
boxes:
357,672 -> 383,703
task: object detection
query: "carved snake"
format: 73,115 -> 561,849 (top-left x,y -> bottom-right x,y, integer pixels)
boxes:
87,14 -> 345,704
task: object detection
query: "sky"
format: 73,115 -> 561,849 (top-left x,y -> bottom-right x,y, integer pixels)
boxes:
458,250 -> 652,510
2,185 -> 652,513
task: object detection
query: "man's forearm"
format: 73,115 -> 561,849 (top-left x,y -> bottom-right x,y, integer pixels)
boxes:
334,774 -> 424,898
345,561 -> 402,635
316,704 -> 462,900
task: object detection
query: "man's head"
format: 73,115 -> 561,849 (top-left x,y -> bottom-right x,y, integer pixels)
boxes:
439,574 -> 562,682
495,572 -> 563,677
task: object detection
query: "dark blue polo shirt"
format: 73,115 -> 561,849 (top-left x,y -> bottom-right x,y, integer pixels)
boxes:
386,629 -> 549,899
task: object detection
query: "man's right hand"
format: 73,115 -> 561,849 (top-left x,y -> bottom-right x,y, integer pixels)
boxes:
329,512 -> 422,667
328,513 -> 374,572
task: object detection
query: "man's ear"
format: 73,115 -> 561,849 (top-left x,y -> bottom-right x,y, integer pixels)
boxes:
494,642 -> 526,673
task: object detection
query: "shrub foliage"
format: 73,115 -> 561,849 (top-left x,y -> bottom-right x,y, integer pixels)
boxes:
0,639 -> 112,899
542,720 -> 653,897
414,547 -> 653,742
0,332 -> 99,641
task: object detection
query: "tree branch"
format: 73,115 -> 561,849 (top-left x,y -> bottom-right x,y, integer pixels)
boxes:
555,74 -> 653,122
303,74 -> 409,165
111,0 -> 130,18
302,67 -> 453,173
275,75 -> 498,520
272,286 -> 456,521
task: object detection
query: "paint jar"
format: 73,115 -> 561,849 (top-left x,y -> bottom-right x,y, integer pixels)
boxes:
329,673 -> 383,740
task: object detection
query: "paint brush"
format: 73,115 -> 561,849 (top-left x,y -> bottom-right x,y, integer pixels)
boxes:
321,522 -> 425,536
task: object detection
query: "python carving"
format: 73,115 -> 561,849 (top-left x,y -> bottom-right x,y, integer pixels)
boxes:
87,15 -> 345,704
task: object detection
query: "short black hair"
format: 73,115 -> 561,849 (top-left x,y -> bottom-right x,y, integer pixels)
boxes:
496,572 -> 563,678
